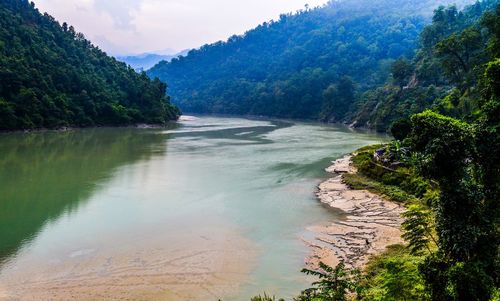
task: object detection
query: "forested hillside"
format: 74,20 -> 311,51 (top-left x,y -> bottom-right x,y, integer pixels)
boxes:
353,0 -> 500,130
253,3 -> 499,300
0,0 -> 180,131
148,0 -> 473,128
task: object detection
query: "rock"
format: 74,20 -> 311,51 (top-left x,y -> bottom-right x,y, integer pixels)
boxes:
305,154 -> 405,270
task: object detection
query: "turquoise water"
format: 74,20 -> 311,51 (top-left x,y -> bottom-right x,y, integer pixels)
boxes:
0,116 -> 386,300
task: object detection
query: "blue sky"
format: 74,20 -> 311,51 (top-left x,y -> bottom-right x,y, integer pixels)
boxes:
33,0 -> 329,55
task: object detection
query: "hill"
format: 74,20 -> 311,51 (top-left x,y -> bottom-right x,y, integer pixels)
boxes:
0,0 -> 180,131
117,50 -> 189,71
352,0 -> 499,130
147,0 -> 473,127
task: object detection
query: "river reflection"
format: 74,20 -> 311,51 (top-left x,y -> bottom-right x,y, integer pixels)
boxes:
0,117 -> 387,301
0,127 -> 174,264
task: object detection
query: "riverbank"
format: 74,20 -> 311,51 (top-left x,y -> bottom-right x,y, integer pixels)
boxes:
0,120 -> 184,134
305,155 -> 405,269
0,117 -> 387,301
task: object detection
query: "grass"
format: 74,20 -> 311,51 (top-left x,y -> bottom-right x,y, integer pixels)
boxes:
346,144 -> 438,206
343,173 -> 418,203
358,244 -> 429,301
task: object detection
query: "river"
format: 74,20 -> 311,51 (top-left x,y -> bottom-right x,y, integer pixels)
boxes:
0,116 -> 386,301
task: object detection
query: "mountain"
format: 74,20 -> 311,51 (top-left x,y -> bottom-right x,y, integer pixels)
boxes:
352,0 -> 499,130
0,0 -> 180,131
117,50 -> 190,71
118,54 -> 176,72
147,0 -> 474,127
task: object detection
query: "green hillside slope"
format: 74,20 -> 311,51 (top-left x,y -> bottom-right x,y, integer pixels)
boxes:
0,0 -> 180,130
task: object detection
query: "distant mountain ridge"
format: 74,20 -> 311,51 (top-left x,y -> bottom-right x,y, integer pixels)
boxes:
148,0 -> 476,127
118,50 -> 189,71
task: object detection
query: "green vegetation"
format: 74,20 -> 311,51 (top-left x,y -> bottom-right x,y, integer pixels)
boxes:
354,0 -> 499,131
342,144 -> 437,204
359,245 -> 428,301
251,4 -> 498,299
148,0 -> 453,122
296,263 -> 362,301
250,294 -> 285,301
0,0 -> 180,130
148,0 -> 498,132
339,144 -> 436,301
1,0 -> 497,299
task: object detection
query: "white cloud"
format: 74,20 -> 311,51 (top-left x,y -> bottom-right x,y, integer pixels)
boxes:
33,0 -> 329,55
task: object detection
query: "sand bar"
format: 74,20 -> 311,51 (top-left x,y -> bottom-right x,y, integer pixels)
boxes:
305,155 -> 405,269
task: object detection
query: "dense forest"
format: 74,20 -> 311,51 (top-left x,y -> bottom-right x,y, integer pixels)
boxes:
253,2 -> 500,300
354,0 -> 500,130
148,0 -> 475,130
0,0 -> 180,131
0,0 -> 497,299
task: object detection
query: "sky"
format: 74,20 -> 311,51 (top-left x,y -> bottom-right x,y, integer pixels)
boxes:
33,0 -> 329,56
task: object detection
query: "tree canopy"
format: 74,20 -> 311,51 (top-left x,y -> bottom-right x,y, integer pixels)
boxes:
147,0 -> 494,131
0,0 -> 180,130
148,0 -> 448,121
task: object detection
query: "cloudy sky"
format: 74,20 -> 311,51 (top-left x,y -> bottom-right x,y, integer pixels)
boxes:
33,0 -> 329,56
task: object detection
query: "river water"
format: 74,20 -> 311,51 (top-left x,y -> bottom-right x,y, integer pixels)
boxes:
0,116 -> 386,301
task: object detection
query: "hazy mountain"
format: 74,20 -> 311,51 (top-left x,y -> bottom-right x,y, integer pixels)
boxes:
118,50 -> 190,71
148,0 -> 477,125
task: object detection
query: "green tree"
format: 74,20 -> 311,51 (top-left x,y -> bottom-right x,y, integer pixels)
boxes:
434,27 -> 484,88
391,58 -> 414,89
296,262 -> 361,301
409,108 -> 498,301
321,76 -> 355,122
402,204 -> 437,256
390,118 -> 412,141
481,5 -> 500,58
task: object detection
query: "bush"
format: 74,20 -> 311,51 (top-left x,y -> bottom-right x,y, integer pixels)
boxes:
250,294 -> 284,301
359,245 -> 429,301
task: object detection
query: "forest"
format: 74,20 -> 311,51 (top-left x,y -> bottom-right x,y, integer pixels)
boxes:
252,2 -> 500,300
0,0 -> 180,131
147,0 -> 488,131
354,0 -> 500,130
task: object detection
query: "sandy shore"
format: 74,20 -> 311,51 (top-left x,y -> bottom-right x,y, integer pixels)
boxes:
305,155 -> 405,269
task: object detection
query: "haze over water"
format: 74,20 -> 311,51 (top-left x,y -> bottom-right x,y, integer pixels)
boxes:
0,116 -> 386,300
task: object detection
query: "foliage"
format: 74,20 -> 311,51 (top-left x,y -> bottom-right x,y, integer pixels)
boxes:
349,144 -> 434,203
353,0 -> 500,131
0,0 -> 180,130
358,245 -> 429,301
481,6 -> 500,57
349,54 -> 499,299
149,0 -> 442,121
390,118 -> 412,141
148,0 -> 498,132
343,173 -> 416,204
320,76 -> 355,122
408,98 -> 499,300
391,58 -> 414,88
250,294 -> 284,301
295,262 -> 361,301
402,205 -> 438,255
246,4 -> 498,300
